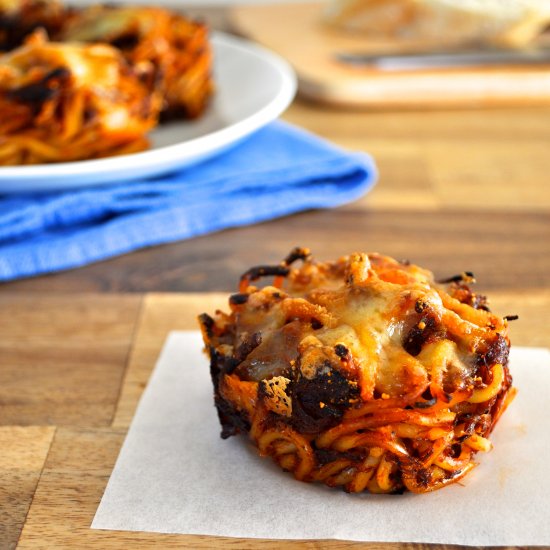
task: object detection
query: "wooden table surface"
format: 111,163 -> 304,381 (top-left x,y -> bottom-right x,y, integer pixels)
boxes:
2,8 -> 550,550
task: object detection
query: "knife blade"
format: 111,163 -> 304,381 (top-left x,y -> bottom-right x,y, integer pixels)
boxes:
336,47 -> 550,71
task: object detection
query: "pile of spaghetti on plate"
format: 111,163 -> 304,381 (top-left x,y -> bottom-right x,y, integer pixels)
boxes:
0,0 -> 213,165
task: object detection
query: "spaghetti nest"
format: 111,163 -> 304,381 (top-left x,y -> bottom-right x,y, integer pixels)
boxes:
0,2 -> 213,165
0,33 -> 159,165
199,248 -> 516,494
60,5 -> 213,120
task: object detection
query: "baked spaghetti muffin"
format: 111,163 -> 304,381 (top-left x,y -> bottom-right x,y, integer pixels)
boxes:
199,248 -> 516,494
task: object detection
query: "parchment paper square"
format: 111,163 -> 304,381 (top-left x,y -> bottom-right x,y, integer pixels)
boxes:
92,331 -> 550,545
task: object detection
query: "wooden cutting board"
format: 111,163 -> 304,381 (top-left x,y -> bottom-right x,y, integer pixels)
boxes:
231,2 -> 550,108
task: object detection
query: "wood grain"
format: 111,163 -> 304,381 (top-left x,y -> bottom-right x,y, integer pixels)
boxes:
2,206 -> 549,294
15,427 -> 375,549
5,207 -> 546,294
0,427 -> 55,550
0,295 -> 142,426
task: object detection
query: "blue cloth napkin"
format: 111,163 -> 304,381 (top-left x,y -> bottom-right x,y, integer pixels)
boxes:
0,121 -> 377,282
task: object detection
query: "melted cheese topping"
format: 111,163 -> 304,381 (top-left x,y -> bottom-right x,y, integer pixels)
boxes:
229,252 -> 505,402
2,40 -> 126,88
0,34 -> 158,164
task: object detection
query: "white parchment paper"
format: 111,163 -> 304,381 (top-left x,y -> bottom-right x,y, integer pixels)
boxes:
92,331 -> 550,545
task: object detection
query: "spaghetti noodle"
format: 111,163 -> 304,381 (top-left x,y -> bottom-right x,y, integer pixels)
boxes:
0,2 -> 213,165
199,248 -> 516,494
0,33 -> 159,165
60,5 -> 213,119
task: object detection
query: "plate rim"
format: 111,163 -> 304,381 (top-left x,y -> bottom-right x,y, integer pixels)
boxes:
0,31 -> 297,190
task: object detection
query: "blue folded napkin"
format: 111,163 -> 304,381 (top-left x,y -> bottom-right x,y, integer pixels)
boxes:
0,121 -> 377,282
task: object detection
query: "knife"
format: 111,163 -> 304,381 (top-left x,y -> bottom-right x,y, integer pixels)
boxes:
336,47 -> 550,71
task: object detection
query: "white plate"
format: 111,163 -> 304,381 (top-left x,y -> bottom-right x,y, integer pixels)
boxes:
0,32 -> 297,193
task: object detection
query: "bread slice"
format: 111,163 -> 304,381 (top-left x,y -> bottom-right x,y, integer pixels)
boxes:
324,0 -> 550,47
